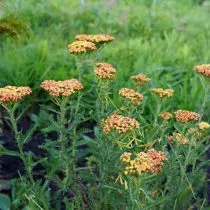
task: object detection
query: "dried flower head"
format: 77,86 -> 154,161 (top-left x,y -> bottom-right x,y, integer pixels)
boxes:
194,64 -> 210,77
94,62 -> 117,79
68,41 -> 97,54
0,86 -> 32,102
120,148 -> 167,175
150,88 -> 174,98
159,112 -> 173,120
75,34 -> 114,44
130,74 -> 151,85
174,110 -> 200,123
119,88 -> 144,105
40,79 -> 84,97
198,122 -> 210,130
102,113 -> 140,134
187,128 -> 202,138
168,133 -> 189,145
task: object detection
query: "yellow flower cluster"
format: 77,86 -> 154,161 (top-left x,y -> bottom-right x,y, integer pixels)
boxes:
194,64 -> 210,77
130,73 -> 151,85
119,88 -> 144,105
94,62 -> 117,79
68,41 -> 97,54
168,133 -> 189,145
198,122 -> 210,130
159,112 -> 173,120
174,110 -> 200,123
120,149 -> 167,175
102,113 -> 140,134
40,79 -> 84,97
75,34 -> 114,44
0,86 -> 32,102
150,88 -> 174,98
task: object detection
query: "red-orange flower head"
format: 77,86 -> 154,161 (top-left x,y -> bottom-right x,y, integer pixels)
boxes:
68,41 -> 97,54
0,86 -> 32,102
94,62 -> 117,79
194,64 -> 210,77
130,73 -> 151,85
120,148 -> 167,175
102,113 -> 140,134
119,88 -> 144,105
40,79 -> 84,97
174,110 -> 200,123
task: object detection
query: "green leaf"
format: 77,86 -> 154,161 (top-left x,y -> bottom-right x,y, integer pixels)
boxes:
0,193 -> 11,210
0,145 -> 19,157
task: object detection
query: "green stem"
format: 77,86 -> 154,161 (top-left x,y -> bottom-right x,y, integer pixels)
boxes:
5,104 -> 34,184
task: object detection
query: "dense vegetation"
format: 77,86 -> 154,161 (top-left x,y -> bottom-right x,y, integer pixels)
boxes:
0,0 -> 210,209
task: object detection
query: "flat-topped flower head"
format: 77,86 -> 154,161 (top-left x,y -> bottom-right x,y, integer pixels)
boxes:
194,64 -> 210,77
40,79 -> 84,97
159,112 -> 173,120
198,122 -> 210,130
187,128 -> 202,137
102,113 -> 140,134
121,148 -> 167,175
0,86 -> 32,102
94,62 -> 117,79
174,110 -> 200,123
68,41 -> 97,54
151,88 -> 174,98
119,88 -> 144,105
75,34 -> 114,44
130,73 -> 151,85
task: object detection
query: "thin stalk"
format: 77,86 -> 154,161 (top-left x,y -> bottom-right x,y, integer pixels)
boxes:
2,103 -> 34,184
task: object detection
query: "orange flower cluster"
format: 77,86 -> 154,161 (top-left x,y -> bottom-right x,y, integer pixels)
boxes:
130,73 -> 151,85
75,34 -> 114,44
150,88 -> 174,98
94,62 -> 117,79
159,112 -> 173,120
194,64 -> 210,77
0,86 -> 32,102
68,41 -> 97,54
168,133 -> 189,145
102,113 -> 140,134
174,110 -> 200,123
120,149 -> 167,175
40,79 -> 84,97
119,88 -> 144,105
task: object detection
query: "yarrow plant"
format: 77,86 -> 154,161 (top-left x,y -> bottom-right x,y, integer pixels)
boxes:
1,32 -> 210,210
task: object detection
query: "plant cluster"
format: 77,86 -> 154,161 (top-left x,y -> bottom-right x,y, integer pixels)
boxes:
0,31 -> 210,210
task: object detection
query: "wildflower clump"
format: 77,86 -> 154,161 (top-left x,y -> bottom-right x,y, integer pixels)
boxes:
75,34 -> 114,44
68,41 -> 97,54
130,73 -> 151,85
119,88 -> 144,105
120,149 -> 167,175
94,62 -> 117,79
174,110 -> 200,123
198,122 -> 210,130
168,133 -> 189,145
102,113 -> 140,134
194,64 -> 210,77
0,86 -> 32,102
150,88 -> 174,98
159,112 -> 173,120
40,79 -> 84,97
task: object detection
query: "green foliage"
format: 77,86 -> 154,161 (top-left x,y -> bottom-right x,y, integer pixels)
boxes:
0,0 -> 210,209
